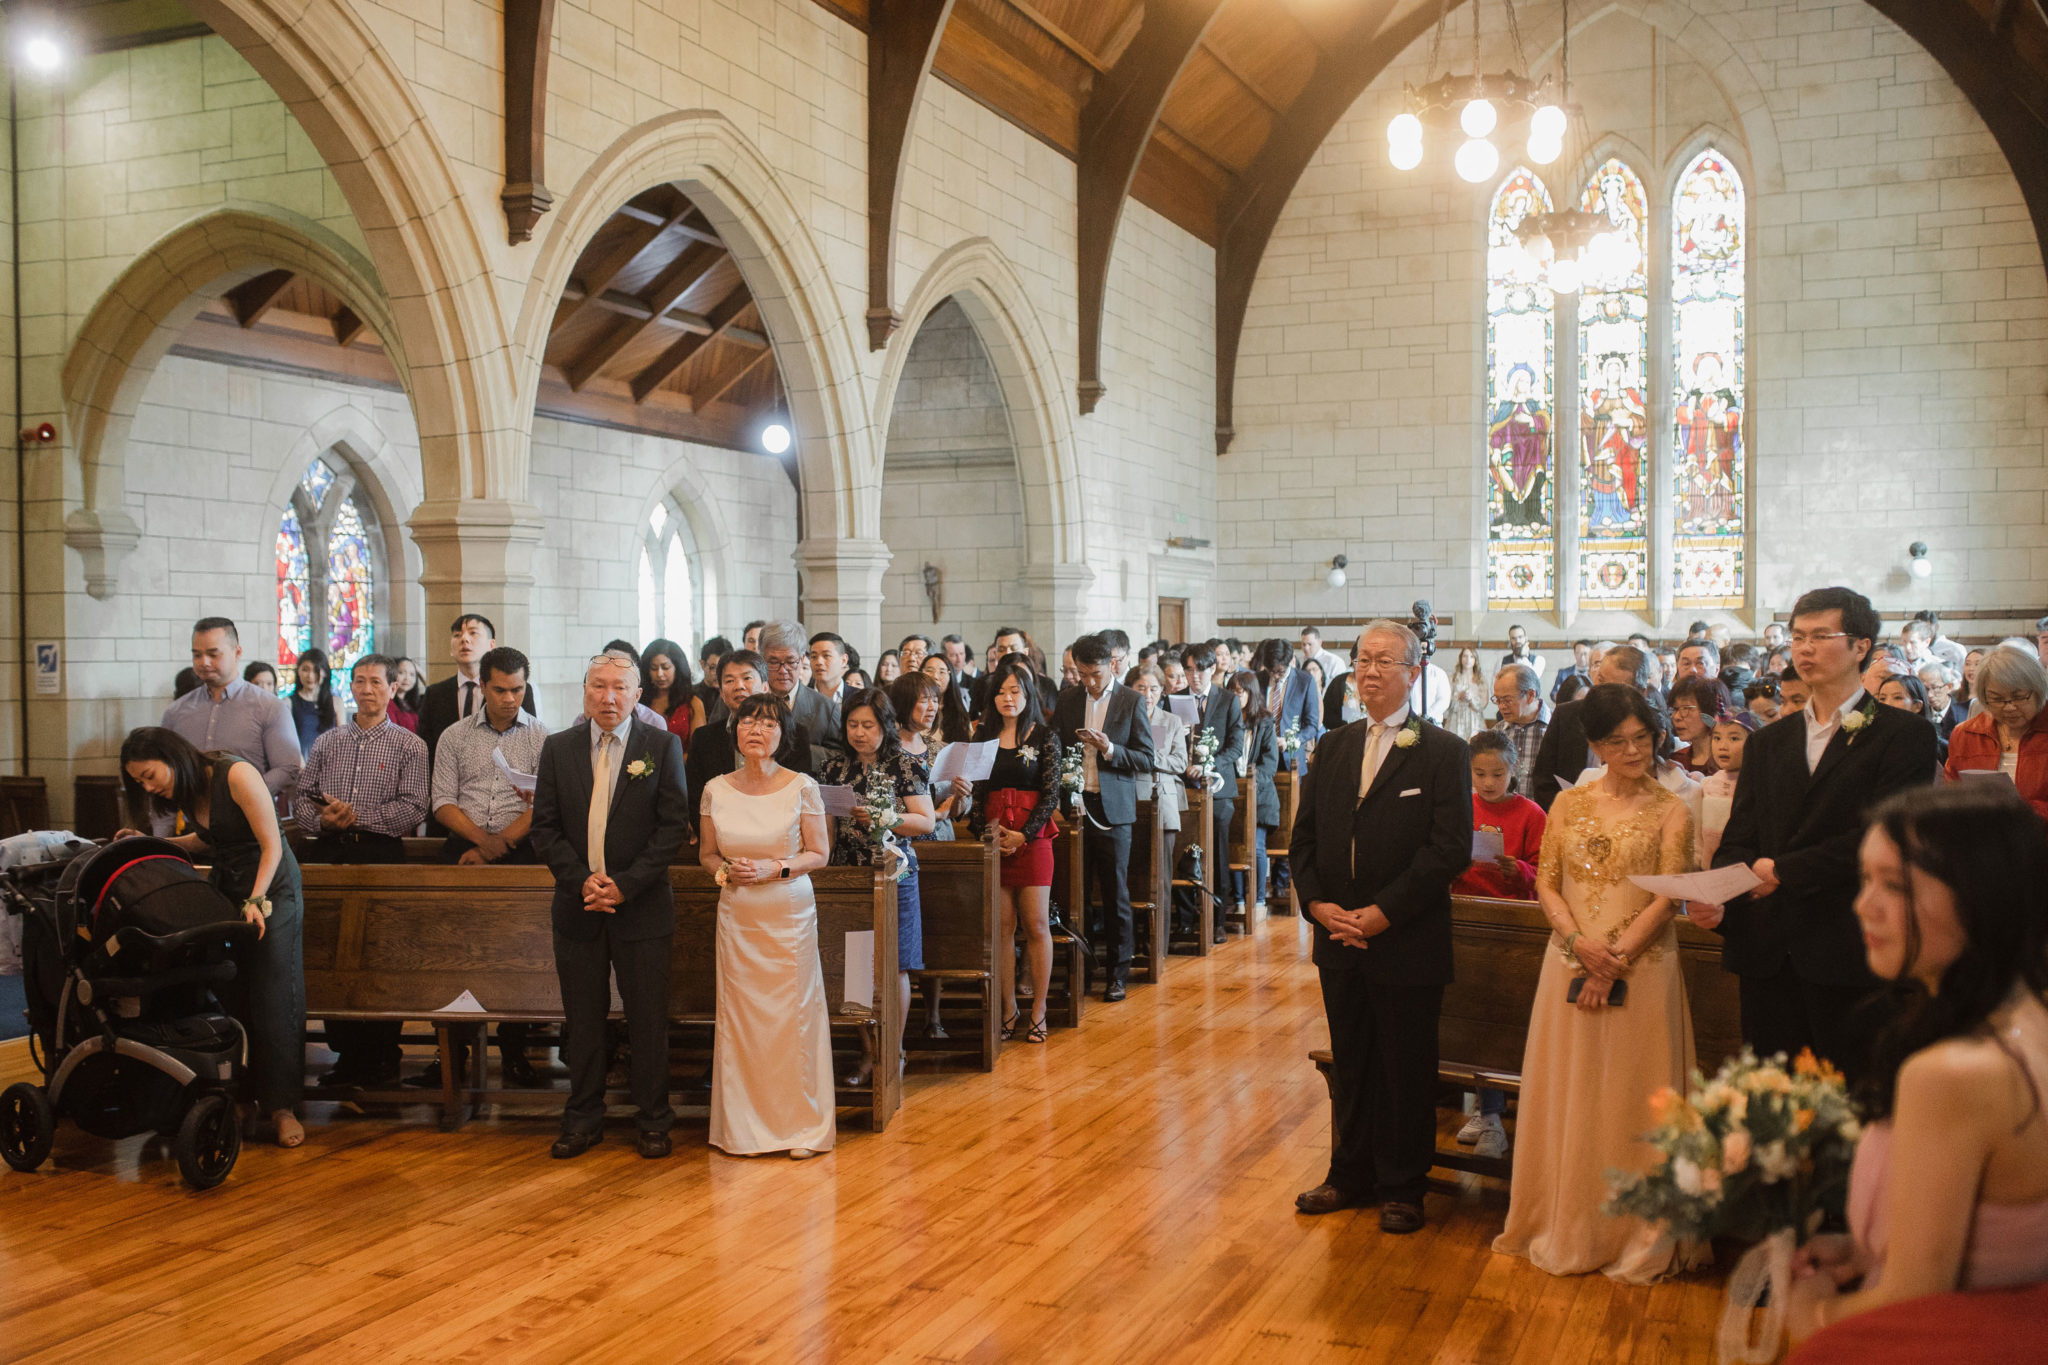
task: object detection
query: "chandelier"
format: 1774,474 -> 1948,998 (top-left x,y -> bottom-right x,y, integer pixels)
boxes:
1509,0 -> 1609,294
1386,0 -> 1564,183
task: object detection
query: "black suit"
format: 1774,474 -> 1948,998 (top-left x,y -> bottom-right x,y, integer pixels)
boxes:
1528,697 -> 1593,811
684,718 -> 739,829
1188,683 -> 1246,915
1053,682 -> 1156,983
531,718 -> 691,1137
1712,697 -> 1938,1080
1290,714 -> 1471,1203
770,687 -> 840,775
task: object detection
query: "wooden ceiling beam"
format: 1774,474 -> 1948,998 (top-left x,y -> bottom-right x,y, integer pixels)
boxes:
331,305 -> 367,349
501,0 -> 556,243
699,346 -> 775,409
1075,0 -> 1228,413
554,205 -> 692,336
614,201 -> 724,249
867,0 -> 958,350
1004,0 -> 1110,71
567,241 -> 727,392
558,284 -> 771,349
1212,0 -> 1427,454
226,269 -> 295,329
632,284 -> 754,403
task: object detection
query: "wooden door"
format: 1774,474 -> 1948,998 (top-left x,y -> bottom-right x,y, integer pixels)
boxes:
1157,597 -> 1187,644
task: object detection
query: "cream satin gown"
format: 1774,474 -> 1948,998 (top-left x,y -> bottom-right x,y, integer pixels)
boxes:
705,773 -> 836,1155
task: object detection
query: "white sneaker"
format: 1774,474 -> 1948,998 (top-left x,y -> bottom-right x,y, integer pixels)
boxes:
1455,1112 -> 1489,1145
1470,1116 -> 1509,1161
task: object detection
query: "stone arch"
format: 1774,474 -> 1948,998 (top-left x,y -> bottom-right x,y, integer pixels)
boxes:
185,0 -> 518,504
61,205 -> 405,597
873,237 -> 1086,573
517,109 -> 875,543
633,453 -> 743,652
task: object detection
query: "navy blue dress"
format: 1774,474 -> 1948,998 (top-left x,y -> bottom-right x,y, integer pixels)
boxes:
819,749 -> 929,971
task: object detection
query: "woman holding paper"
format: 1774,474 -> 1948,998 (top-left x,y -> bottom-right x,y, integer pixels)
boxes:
1494,684 -> 1705,1283
1942,647 -> 2048,821
699,692 -> 835,1159
889,673 -> 973,841
969,659 -> 1062,1043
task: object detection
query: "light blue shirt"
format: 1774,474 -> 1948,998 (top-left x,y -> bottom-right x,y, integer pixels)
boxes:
588,715 -> 633,807
161,678 -> 302,796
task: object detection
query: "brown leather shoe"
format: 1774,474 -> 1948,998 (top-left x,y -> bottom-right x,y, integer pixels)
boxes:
1379,1200 -> 1425,1234
1294,1183 -> 1370,1215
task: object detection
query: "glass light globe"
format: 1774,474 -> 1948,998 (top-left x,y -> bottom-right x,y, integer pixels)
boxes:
1454,138 -> 1499,184
1460,99 -> 1497,138
1531,104 -> 1567,141
1389,137 -> 1424,171
1388,112 -> 1423,146
1325,566 -> 1347,590
22,35 -> 63,72
1909,556 -> 1932,580
761,422 -> 792,455
1548,256 -> 1582,294
1527,133 -> 1562,165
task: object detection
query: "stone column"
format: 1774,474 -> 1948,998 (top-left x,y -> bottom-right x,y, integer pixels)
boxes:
794,536 -> 893,653
406,499 -> 545,682
1024,560 -> 1095,651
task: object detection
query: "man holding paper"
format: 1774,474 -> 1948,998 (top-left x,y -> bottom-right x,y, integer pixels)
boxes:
1053,634 -> 1156,1001
1709,586 -> 1938,1082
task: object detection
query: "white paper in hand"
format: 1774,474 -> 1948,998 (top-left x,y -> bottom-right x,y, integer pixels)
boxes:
1471,827 -> 1506,862
1628,863 -> 1764,903
844,930 -> 875,1010
434,989 -> 486,1014
931,740 -> 998,785
1166,695 -> 1201,727
1554,770 -> 1579,790
817,784 -> 861,818
492,747 -> 538,794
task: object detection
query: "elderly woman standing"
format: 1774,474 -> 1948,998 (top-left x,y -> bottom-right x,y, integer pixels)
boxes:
1944,647 -> 2048,820
1130,666 -> 1188,835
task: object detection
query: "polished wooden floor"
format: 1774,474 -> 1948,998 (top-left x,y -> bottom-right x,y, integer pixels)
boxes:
0,915 -> 1728,1363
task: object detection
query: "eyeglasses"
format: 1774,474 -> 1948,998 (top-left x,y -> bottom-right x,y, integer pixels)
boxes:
1669,704 -> 1703,719
1981,690 -> 2035,711
1787,631 -> 1850,648
1355,655 -> 1410,673
1594,734 -> 1656,753
736,714 -> 781,730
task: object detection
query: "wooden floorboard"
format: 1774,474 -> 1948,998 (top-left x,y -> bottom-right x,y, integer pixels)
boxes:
0,917 -> 1728,1363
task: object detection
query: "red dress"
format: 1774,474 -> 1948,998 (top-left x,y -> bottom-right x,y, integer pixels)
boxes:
1452,793 -> 1546,899
974,731 -> 1061,889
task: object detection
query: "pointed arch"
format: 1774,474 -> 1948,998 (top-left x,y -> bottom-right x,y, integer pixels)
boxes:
1484,168 -> 1558,611
1575,155 -> 1652,610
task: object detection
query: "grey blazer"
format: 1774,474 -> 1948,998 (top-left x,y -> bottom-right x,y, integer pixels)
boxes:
1133,705 -> 1189,832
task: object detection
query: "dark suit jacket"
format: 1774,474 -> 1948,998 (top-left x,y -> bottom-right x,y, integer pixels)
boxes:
684,719 -> 738,829
1188,683 -> 1245,799
772,686 -> 841,774
1290,716 -> 1472,984
1271,669 -> 1323,772
530,719 -> 691,942
1247,715 -> 1281,826
419,673 -> 539,765
1530,697 -> 1592,811
1051,682 -> 1156,825
1321,675 -> 1355,731
1712,699 -> 1938,984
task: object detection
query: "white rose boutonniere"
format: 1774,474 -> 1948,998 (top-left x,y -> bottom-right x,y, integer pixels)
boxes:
1393,717 -> 1423,748
626,757 -> 654,780
1840,696 -> 1879,746
1017,745 -> 1038,767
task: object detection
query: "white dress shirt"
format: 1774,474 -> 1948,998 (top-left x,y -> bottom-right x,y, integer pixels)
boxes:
1082,681 -> 1116,792
1804,688 -> 1867,773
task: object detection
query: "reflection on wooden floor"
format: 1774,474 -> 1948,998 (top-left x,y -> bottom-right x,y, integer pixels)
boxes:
0,915 -> 1727,1363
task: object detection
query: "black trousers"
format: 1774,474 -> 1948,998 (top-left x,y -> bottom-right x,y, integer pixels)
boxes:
1319,965 -> 1443,1204
1738,966 -> 1893,1088
554,923 -> 673,1136
1081,793 -> 1136,982
1210,798 -> 1237,911
302,831 -> 408,1075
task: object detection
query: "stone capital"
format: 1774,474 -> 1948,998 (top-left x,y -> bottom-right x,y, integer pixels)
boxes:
406,499 -> 546,677
795,537 -> 893,649
62,508 -> 144,600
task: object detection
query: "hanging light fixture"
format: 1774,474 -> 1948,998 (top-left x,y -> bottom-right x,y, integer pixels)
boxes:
1387,0 -> 1554,181
759,356 -> 793,455
1512,0 -> 1607,294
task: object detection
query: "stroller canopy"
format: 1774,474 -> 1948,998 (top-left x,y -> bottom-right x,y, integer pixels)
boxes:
58,838 -> 241,949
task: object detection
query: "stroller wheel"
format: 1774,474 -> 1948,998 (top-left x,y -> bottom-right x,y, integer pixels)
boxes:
1,1082 -> 56,1172
173,1092 -> 240,1190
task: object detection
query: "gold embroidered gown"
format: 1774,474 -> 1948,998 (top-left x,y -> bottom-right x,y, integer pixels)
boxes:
1492,779 -> 1704,1283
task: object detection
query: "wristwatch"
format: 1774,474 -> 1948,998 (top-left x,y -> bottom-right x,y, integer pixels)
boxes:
779,861 -> 791,879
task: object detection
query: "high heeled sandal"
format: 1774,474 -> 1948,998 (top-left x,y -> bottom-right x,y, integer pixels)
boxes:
1024,1018 -> 1049,1044
1001,1011 -> 1020,1041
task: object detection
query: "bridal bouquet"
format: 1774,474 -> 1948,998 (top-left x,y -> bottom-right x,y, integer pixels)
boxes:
1605,1048 -> 1860,1364
1277,719 -> 1304,757
861,770 -> 912,882
1058,743 -> 1086,812
1188,725 -> 1220,792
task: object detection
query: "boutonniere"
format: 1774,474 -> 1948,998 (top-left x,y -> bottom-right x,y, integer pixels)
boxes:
1393,717 -> 1423,748
1017,745 -> 1037,766
625,757 -> 654,780
1840,697 -> 1878,745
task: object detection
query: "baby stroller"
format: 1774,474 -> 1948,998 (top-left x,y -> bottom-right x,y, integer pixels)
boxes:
1,835 -> 260,1189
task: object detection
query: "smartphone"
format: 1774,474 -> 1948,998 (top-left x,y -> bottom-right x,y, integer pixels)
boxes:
1566,976 -> 1628,1006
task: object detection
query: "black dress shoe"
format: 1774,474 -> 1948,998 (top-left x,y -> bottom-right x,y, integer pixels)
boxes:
1103,980 -> 1127,1002
404,1062 -> 443,1089
500,1055 -> 544,1088
551,1130 -> 603,1160
1295,1183 -> 1370,1215
1379,1200 -> 1426,1234
637,1131 -> 673,1159
315,1066 -> 362,1090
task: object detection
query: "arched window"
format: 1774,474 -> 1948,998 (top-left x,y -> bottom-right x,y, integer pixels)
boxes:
275,455 -> 380,676
1671,149 -> 1746,607
1577,157 -> 1651,610
637,499 -> 695,649
1485,167 -> 1557,610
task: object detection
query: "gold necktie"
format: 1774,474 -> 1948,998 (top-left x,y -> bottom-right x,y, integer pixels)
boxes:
1358,723 -> 1388,800
588,733 -> 614,875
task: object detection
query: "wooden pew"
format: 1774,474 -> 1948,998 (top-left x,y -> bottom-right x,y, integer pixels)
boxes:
1045,819 -> 1090,1024
1124,797 -> 1170,983
300,863 -> 902,1132
1267,770 -> 1299,914
1226,776 -> 1264,933
1167,787 -> 1217,955
1309,895 -> 1744,1182
904,837 -> 1002,1070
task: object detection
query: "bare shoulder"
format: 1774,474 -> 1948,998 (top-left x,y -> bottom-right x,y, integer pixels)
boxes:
1897,1036 -> 2028,1128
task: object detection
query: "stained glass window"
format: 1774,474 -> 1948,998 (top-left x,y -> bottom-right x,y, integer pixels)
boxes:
1485,168 -> 1556,610
299,457 -> 337,511
1577,158 -> 1651,610
276,509 -> 311,670
1671,150 -> 1746,607
663,535 -> 692,645
325,496 -> 375,667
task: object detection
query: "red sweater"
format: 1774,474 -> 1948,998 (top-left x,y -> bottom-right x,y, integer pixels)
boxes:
1944,706 -> 2048,821
1453,793 -> 1547,900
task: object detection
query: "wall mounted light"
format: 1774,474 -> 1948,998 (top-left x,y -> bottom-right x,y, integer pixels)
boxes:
1908,540 -> 1932,580
18,33 -> 66,75
759,421 -> 791,455
1325,554 -> 1349,590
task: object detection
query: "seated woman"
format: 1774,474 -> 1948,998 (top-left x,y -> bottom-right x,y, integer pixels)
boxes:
699,693 -> 834,1159
118,726 -> 306,1148
1787,782 -> 2048,1342
817,688 -> 935,1069
1942,647 -> 2048,821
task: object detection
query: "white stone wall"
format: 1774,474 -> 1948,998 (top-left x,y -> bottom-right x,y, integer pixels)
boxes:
1222,0 -> 2048,631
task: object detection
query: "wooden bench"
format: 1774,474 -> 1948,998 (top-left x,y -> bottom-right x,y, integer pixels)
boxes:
299,863 -> 902,1132
904,837 -> 1002,1070
1123,797 -> 1170,983
1267,770 -> 1299,915
1167,787 -> 1217,955
1046,820 -> 1090,1023
1306,895 -> 1744,1184
1226,777 -> 1262,933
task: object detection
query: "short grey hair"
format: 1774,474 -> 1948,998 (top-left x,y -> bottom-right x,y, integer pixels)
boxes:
757,619 -> 808,658
1495,661 -> 1539,696
1356,620 -> 1422,666
1915,659 -> 1957,687
585,651 -> 641,689
1976,646 -> 2048,704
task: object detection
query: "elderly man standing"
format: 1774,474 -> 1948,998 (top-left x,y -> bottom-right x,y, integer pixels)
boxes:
1490,662 -> 1548,797
1290,621 -> 1472,1233
531,653 -> 691,1160
161,616 -> 301,797
759,620 -> 839,773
